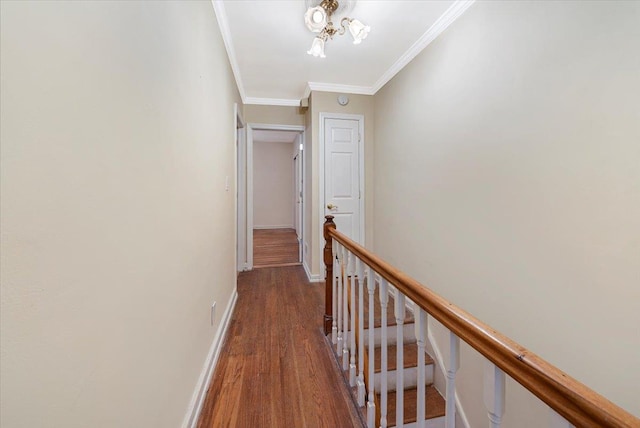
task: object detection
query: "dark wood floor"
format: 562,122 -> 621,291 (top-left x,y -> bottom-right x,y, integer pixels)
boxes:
197,266 -> 364,427
253,228 -> 300,268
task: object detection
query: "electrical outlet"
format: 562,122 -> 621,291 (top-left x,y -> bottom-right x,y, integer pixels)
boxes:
225,176 -> 229,191
211,302 -> 217,325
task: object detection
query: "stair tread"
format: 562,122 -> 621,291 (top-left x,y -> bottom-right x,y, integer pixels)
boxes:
359,278 -> 415,328
377,385 -> 446,424
370,342 -> 434,373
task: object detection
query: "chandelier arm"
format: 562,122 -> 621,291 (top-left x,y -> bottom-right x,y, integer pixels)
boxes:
338,17 -> 352,36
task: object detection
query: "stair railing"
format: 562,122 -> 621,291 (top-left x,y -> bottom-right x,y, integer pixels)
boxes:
323,215 -> 639,428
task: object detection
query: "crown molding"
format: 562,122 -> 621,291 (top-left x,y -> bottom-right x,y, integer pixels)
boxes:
211,0 -> 247,102
212,0 -> 474,106
371,0 -> 476,93
307,82 -> 375,96
303,84 -> 312,100
244,97 -> 301,107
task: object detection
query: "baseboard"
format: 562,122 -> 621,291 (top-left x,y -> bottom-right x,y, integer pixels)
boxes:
253,224 -> 294,230
181,289 -> 238,428
427,328 -> 471,428
303,260 -> 324,283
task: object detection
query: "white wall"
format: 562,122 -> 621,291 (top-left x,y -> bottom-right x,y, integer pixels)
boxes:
0,1 -> 240,427
374,0 -> 640,422
253,141 -> 294,228
244,105 -> 305,127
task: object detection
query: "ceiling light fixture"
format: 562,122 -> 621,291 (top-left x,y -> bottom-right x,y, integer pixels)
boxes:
305,0 -> 370,58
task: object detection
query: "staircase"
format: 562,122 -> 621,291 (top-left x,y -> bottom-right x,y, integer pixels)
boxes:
333,278 -> 446,428
324,216 -> 640,428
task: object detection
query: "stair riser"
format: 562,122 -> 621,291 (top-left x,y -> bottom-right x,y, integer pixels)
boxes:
373,365 -> 434,392
336,324 -> 416,349
362,323 -> 416,347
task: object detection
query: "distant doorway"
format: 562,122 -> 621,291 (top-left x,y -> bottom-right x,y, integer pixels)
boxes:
246,124 -> 305,270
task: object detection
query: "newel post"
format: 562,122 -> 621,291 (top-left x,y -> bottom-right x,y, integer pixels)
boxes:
323,215 -> 336,335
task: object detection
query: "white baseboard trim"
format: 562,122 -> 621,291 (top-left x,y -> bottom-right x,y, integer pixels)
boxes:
253,224 -> 294,230
182,289 -> 238,428
303,260 -> 324,283
427,328 -> 471,428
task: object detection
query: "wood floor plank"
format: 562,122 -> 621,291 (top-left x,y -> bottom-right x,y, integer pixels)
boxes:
197,266 -> 364,428
253,228 -> 300,267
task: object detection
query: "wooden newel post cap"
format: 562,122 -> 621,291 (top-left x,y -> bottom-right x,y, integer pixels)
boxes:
324,215 -> 336,239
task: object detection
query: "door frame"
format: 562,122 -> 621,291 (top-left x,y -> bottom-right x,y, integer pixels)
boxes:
318,112 -> 365,270
235,104 -> 247,272
293,135 -> 303,261
246,123 -> 306,270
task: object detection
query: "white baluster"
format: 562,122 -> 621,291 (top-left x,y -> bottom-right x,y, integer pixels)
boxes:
395,292 -> 405,428
484,361 -> 506,428
336,244 -> 343,354
349,252 -> 357,386
356,258 -> 366,406
342,246 -> 349,371
445,331 -> 460,428
549,408 -> 574,428
379,278 -> 390,428
367,266 -> 376,428
331,240 -> 337,345
415,306 -> 428,428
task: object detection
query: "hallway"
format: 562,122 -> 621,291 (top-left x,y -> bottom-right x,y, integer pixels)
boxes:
197,266 -> 364,427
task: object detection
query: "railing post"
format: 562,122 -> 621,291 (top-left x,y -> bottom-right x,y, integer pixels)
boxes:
323,215 -> 336,335
484,361 -> 506,428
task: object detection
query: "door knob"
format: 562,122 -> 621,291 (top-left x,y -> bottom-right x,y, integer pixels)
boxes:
327,203 -> 338,210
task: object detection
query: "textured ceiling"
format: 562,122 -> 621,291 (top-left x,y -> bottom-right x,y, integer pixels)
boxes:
214,1 -> 474,104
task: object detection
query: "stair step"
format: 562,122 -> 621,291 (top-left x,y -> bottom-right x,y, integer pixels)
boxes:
362,323 -> 416,346
377,385 -> 446,426
361,281 -> 415,328
372,342 -> 434,372
372,364 -> 434,392
369,342 -> 436,391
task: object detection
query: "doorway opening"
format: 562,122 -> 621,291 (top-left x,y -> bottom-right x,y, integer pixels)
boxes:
244,124 -> 305,270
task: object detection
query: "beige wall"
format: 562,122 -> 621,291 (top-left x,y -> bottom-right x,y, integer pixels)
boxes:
0,2 -> 241,427
374,0 -> 639,422
253,142 -> 295,228
307,92 -> 375,277
244,105 -> 305,127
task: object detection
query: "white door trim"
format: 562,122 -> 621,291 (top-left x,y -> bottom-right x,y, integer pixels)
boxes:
318,112 -> 365,274
246,123 -> 306,271
234,104 -> 246,272
293,134 -> 304,263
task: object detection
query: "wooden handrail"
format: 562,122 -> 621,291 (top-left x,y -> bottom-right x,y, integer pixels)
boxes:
323,215 -> 639,428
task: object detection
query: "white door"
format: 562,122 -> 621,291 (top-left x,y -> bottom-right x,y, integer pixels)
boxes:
324,117 -> 362,244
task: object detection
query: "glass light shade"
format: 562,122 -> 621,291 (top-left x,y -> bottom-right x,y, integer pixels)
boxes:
307,37 -> 326,58
348,19 -> 370,44
304,6 -> 327,33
